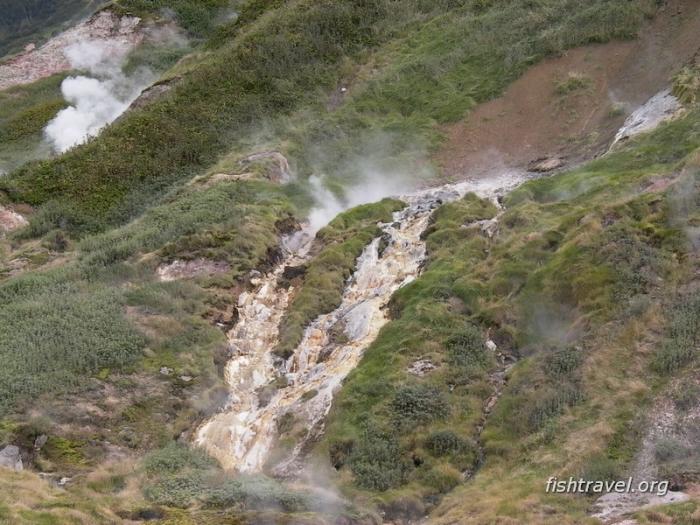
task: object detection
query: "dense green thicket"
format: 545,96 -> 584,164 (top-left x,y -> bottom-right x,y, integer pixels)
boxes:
1,0 -> 655,236
275,198 -> 404,358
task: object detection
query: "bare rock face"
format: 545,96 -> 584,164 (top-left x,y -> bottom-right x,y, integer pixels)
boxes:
529,156 -> 565,172
611,89 -> 682,147
407,359 -> 437,377
128,81 -> 175,110
156,259 -> 231,281
0,205 -> 28,233
239,151 -> 292,183
0,445 -> 23,471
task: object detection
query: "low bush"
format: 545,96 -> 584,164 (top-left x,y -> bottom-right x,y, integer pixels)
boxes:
349,424 -> 410,491
653,296 -> 700,374
390,384 -> 450,429
425,430 -> 468,457
421,464 -> 462,494
446,324 -> 487,371
143,442 -> 215,477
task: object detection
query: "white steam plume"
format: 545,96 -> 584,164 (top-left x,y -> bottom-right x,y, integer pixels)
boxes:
44,39 -> 154,153
306,167 -> 416,234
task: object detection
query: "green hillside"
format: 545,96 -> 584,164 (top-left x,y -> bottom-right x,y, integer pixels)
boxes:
0,0 -> 698,524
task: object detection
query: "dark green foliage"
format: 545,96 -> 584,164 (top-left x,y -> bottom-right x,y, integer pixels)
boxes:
543,346 -> 583,379
204,476 -> 309,512
349,425 -> 410,491
2,0 -> 656,236
421,464 -> 462,494
578,454 -> 620,491
77,180 -> 294,275
114,0 -> 229,37
2,0 -> 391,234
525,382 -> 584,432
143,442 -> 215,476
390,384 -> 450,429
143,471 -> 207,507
424,430 -> 468,457
653,295 -> 700,374
598,223 -> 665,303
672,379 -> 700,412
490,344 -> 585,438
0,74 -> 66,173
654,437 -> 692,463
446,324 -> 486,371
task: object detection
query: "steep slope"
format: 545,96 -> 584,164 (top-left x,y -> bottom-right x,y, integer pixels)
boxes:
0,0 -> 103,57
0,1 -> 698,525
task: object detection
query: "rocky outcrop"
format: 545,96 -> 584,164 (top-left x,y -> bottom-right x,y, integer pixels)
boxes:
611,89 -> 682,147
0,445 -> 23,471
156,258 -> 231,281
0,205 -> 27,233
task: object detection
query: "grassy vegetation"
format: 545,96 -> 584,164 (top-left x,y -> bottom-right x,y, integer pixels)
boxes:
0,176 -> 302,421
0,75 -> 66,174
317,108 -> 700,520
275,198 -> 404,358
0,268 -> 144,415
0,0 -> 656,237
113,0 -> 231,38
0,0 -> 102,57
0,0 -> 690,523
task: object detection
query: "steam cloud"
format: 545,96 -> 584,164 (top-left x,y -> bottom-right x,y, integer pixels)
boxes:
44,40 -> 154,153
307,171 -> 413,233
303,138 -> 428,234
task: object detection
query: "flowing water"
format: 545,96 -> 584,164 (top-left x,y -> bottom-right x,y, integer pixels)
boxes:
196,173 -> 526,475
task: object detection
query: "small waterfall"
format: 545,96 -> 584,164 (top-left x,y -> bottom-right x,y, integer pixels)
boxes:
196,173 -> 526,474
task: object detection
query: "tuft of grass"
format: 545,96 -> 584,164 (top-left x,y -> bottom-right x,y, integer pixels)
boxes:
554,72 -> 591,95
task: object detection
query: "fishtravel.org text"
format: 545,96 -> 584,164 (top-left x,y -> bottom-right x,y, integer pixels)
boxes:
545,476 -> 669,496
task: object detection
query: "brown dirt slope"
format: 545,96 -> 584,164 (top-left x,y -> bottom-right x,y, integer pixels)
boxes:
436,0 -> 700,180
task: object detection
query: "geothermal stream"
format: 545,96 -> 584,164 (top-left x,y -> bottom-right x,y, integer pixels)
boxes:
196,174 -> 526,476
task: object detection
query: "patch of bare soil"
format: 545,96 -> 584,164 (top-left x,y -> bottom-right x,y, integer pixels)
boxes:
157,258 -> 231,282
0,10 -> 142,92
436,0 -> 700,180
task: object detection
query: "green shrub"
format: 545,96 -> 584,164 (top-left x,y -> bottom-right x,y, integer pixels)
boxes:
204,476 -> 308,512
143,471 -> 206,507
554,72 -> 591,95
446,324 -> 487,370
143,442 -> 215,477
349,424 -> 410,491
422,464 -> 462,494
578,454 -> 620,492
390,384 -> 450,429
425,430 -> 467,457
543,346 -> 583,379
654,437 -> 692,463
526,383 -> 584,432
653,296 -> 700,374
